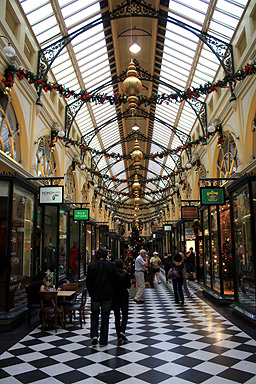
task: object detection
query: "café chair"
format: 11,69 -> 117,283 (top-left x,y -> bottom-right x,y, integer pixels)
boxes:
25,284 -> 40,326
39,291 -> 64,333
61,282 -> 79,311
64,288 -> 87,328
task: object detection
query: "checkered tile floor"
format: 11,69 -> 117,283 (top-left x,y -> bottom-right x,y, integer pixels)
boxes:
1,281 -> 256,384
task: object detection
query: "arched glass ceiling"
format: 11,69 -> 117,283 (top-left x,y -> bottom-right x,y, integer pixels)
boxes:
19,0 -> 125,183
149,0 -> 247,182
19,0 -> 248,201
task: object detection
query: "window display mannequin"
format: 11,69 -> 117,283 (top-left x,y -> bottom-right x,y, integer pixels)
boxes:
44,238 -> 56,271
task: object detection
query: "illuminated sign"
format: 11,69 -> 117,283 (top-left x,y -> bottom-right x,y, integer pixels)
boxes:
163,225 -> 172,231
39,186 -> 63,204
73,209 -> 89,220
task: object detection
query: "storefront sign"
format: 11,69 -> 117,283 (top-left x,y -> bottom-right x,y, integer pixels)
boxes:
163,225 -> 172,231
39,186 -> 63,204
99,225 -> 109,232
200,187 -> 225,205
181,206 -> 199,219
73,209 -> 89,220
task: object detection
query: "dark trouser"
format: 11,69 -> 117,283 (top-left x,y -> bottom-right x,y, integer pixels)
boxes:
90,299 -> 112,345
112,297 -> 129,337
172,276 -> 184,303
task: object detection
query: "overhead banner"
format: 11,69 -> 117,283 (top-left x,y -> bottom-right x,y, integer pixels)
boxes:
39,186 -> 63,204
181,206 -> 198,219
200,187 -> 225,205
73,209 -> 89,220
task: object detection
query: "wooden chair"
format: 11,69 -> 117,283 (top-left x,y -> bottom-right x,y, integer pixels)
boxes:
64,288 -> 87,328
61,283 -> 79,313
39,291 -> 64,333
25,284 -> 40,325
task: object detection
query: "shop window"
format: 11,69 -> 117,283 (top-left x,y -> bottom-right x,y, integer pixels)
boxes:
59,210 -> 68,280
233,184 -> 255,309
10,185 -> 34,311
36,137 -> 55,177
203,209 -> 211,288
0,88 -> 21,162
65,166 -> 76,201
210,206 -> 220,293
217,133 -> 238,178
220,202 -> 234,294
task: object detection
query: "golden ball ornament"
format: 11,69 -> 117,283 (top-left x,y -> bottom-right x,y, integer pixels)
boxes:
134,197 -> 140,204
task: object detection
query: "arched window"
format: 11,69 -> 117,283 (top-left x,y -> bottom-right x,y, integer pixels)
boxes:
36,137 -> 55,177
0,88 -> 21,162
65,166 -> 76,201
217,133 -> 239,178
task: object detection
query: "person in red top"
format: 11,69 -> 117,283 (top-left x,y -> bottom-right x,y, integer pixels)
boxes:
70,241 -> 78,276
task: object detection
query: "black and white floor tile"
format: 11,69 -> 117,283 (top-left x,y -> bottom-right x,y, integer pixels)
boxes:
0,280 -> 256,384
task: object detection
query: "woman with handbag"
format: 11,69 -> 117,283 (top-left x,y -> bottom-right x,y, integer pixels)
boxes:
168,253 -> 187,305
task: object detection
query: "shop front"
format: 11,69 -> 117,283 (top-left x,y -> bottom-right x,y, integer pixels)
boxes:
0,175 -> 37,330
228,175 -> 256,322
200,185 -> 234,303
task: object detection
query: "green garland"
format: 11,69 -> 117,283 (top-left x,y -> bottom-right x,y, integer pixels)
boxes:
75,159 -> 200,184
56,126 -> 221,161
2,61 -> 256,106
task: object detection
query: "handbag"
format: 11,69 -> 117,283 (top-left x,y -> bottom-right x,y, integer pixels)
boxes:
167,268 -> 179,280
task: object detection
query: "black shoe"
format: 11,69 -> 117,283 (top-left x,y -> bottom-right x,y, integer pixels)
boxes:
99,342 -> 108,347
181,299 -> 184,305
120,332 -> 128,342
91,337 -> 98,346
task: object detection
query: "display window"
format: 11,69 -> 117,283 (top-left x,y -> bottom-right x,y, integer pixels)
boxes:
233,184 -> 255,309
0,181 -> 9,311
210,206 -> 220,293
203,209 -> 211,288
43,206 -> 57,276
10,185 -> 35,310
220,202 -> 233,294
59,209 -> 68,280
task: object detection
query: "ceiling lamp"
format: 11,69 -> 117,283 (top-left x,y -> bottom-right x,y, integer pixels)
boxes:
1,36 -> 15,57
122,60 -> 142,116
129,36 -> 141,53
80,164 -> 86,170
35,97 -> 43,115
186,162 -> 192,169
230,91 -> 237,111
57,130 -> 65,138
207,125 -> 216,133
132,123 -> 139,131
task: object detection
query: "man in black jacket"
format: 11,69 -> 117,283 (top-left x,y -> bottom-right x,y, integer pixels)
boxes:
86,247 -> 120,347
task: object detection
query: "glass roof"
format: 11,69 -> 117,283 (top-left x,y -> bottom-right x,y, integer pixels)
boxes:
148,0 -> 247,182
19,0 -> 248,204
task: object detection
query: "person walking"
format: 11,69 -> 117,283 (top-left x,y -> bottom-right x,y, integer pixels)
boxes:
163,253 -> 173,283
186,247 -> 197,281
168,253 -> 186,305
180,252 -> 192,298
86,247 -> 120,347
112,259 -> 131,344
150,251 -> 162,284
134,249 -> 149,304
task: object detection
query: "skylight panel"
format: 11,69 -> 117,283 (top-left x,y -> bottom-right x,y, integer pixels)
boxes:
25,3 -> 53,24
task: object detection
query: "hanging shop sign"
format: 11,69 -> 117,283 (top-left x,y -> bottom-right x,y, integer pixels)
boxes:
73,209 -> 89,220
39,186 -> 63,204
181,206 -> 199,219
200,187 -> 225,205
163,224 -> 172,231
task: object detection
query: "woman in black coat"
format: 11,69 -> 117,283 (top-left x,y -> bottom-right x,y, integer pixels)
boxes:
112,259 -> 131,343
